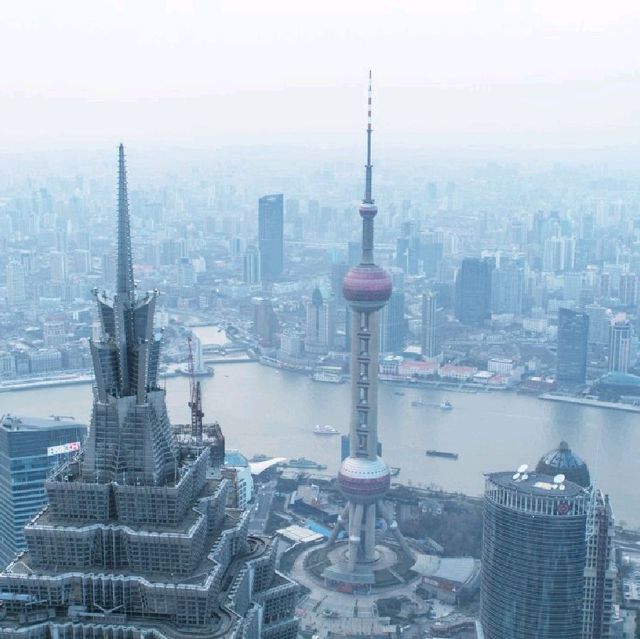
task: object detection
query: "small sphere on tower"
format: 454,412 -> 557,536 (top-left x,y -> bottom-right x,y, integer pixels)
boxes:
338,456 -> 391,504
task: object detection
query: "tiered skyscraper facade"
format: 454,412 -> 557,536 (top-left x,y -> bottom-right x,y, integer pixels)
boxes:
0,146 -> 298,639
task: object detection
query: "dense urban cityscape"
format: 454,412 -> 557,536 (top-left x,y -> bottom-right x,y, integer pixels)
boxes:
2,1 -> 640,638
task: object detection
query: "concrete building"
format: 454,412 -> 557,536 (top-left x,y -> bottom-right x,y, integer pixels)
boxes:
0,414 -> 87,566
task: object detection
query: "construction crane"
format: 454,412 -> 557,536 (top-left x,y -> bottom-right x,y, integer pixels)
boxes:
187,336 -> 204,445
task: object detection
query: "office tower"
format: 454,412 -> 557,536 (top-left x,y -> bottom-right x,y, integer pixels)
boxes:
582,490 -> 617,639
421,291 -> 440,359
253,296 -> 279,347
395,236 -> 409,271
585,304 -> 611,345
242,245 -> 261,285
258,193 -> 284,282
608,315 -> 632,373
454,258 -> 493,326
619,273 -> 638,306
305,286 -> 335,354
422,240 -> 443,278
324,74 -> 413,585
563,272 -> 583,304
43,319 -> 67,349
491,265 -> 524,315
536,443 -> 617,639
330,261 -> 349,308
5,261 -> 27,305
347,240 -> 362,267
543,236 -> 576,272
0,414 -> 87,566
0,146 -> 299,639
481,471 -> 589,639
49,250 -> 67,283
177,256 -> 196,286
380,289 -> 406,353
556,308 -> 589,385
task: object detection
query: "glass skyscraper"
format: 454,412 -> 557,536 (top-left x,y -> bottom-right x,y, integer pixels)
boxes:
557,307 -> 589,385
481,471 -> 588,639
0,414 -> 87,566
258,193 -> 284,282
455,257 -> 493,326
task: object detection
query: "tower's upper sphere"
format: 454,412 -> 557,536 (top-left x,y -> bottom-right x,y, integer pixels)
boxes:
359,203 -> 377,219
343,264 -> 392,311
337,455 -> 391,504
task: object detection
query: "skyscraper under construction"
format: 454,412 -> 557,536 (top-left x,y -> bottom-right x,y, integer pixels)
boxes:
0,146 -> 298,639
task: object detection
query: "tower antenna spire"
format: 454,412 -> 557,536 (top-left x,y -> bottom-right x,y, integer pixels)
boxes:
364,69 -> 373,204
117,144 -> 134,300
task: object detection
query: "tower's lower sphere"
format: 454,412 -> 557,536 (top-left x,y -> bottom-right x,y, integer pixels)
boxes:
337,456 -> 391,504
343,264 -> 392,310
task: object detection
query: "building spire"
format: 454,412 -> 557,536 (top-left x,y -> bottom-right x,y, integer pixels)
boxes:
364,69 -> 373,204
117,144 -> 134,300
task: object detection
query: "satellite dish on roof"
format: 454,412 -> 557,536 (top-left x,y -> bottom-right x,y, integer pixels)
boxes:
554,473 -> 566,484
521,473 -> 529,481
517,464 -> 528,474
512,473 -> 520,480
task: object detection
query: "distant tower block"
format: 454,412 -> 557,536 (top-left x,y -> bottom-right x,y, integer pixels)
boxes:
324,73 -> 413,585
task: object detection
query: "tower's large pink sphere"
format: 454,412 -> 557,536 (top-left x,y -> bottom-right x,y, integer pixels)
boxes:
337,456 -> 391,504
343,264 -> 392,311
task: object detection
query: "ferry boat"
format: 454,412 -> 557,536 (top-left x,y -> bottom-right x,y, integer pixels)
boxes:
411,400 -> 426,407
312,368 -> 344,384
440,400 -> 453,410
249,453 -> 273,463
286,457 -> 327,470
314,424 -> 340,436
426,450 -> 459,460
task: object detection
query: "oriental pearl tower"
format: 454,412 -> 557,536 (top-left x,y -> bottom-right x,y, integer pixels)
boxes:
324,73 -> 413,585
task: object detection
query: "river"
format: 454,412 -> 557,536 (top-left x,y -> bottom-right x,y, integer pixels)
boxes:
1,325 -> 638,527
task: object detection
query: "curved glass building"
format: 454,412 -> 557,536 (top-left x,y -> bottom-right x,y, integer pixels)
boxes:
481,471 -> 588,639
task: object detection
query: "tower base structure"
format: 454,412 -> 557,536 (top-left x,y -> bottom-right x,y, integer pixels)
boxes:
321,498 -> 415,587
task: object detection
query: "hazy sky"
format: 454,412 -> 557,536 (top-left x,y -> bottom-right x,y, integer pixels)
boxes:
2,0 -> 640,150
